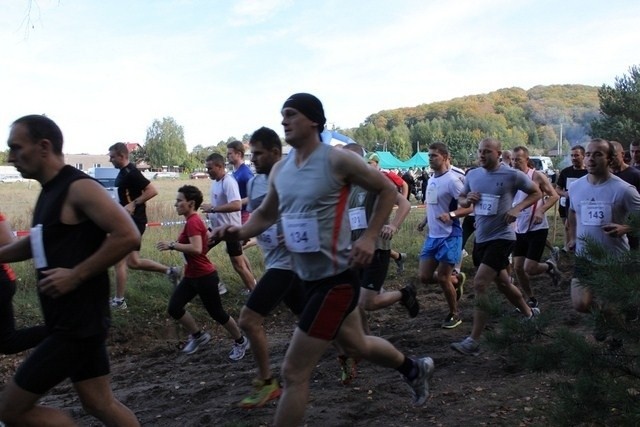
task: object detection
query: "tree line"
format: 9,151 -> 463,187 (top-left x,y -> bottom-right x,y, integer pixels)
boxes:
5,66 -> 635,171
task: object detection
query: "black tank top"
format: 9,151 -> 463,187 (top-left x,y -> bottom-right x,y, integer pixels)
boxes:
32,165 -> 110,338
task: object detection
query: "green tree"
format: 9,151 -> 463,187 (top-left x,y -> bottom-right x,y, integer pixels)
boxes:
590,65 -> 640,144
443,129 -> 477,166
144,117 -> 188,169
388,124 -> 411,160
352,123 -> 379,150
130,145 -> 148,165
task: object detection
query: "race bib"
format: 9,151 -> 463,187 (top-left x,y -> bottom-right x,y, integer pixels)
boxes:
30,224 -> 48,269
475,193 -> 500,216
426,183 -> 438,204
257,224 -> 279,251
282,213 -> 321,253
348,207 -> 368,230
580,201 -> 612,226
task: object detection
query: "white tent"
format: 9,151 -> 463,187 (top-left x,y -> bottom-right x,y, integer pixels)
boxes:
321,130 -> 356,146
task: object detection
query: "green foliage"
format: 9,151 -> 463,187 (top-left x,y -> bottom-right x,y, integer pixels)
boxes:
350,85 -> 599,162
130,145 -> 148,165
144,117 -> 189,169
591,64 -> 640,144
489,215 -> 640,426
388,124 -> 411,160
189,144 -> 225,171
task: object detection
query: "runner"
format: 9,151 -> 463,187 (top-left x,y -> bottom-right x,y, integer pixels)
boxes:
237,127 -> 306,408
511,146 -> 561,309
108,142 -> 180,309
451,138 -> 542,356
417,142 -> 468,329
213,93 -> 434,426
156,185 -> 249,359
0,114 -> 140,426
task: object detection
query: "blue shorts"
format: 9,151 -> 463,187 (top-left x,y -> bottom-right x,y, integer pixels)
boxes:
419,236 -> 462,265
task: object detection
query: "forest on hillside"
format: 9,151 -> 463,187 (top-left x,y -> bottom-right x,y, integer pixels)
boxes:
342,84 -> 600,166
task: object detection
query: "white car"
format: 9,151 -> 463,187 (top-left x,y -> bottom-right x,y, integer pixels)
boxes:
0,175 -> 24,183
154,171 -> 179,180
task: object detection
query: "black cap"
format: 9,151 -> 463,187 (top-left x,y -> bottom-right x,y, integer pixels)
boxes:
282,93 -> 326,128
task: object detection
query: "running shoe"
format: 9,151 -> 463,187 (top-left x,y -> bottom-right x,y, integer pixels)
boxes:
551,246 -> 560,263
527,297 -> 539,309
229,336 -> 250,361
405,357 -> 435,406
451,336 -> 480,356
239,379 -> 282,409
441,313 -> 462,329
182,332 -> 211,354
400,282 -> 420,318
111,298 -> 127,310
167,266 -> 181,287
395,252 -> 406,275
545,259 -> 561,286
527,307 -> 541,319
337,355 -> 358,385
455,272 -> 466,301
218,282 -> 228,295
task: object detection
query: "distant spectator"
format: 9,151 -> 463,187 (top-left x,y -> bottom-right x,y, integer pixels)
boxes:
401,169 -> 417,201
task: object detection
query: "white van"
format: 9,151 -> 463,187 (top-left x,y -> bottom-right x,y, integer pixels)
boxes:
530,156 -> 556,182
530,156 -> 553,173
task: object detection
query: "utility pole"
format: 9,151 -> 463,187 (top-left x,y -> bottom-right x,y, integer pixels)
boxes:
558,123 -> 563,157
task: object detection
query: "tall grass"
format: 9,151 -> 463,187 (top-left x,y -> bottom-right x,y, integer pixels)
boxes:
2,180 -> 566,343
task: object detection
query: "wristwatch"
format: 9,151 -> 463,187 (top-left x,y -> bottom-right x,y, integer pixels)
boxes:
169,242 -> 176,250
448,211 -> 457,218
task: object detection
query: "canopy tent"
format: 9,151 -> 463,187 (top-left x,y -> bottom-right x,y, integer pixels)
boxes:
403,152 -> 430,169
373,151 -> 407,169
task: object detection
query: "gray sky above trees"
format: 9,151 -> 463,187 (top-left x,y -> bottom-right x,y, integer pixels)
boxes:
2,0 -> 639,154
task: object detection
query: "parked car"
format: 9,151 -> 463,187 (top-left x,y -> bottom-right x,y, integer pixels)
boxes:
530,156 -> 554,173
154,171 -> 179,180
190,172 -> 209,179
0,174 -> 24,183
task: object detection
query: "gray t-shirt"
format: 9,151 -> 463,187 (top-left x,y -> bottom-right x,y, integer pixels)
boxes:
569,174 -> 640,257
463,164 -> 537,243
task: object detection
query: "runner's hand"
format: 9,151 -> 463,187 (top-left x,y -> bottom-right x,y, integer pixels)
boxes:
38,268 -> 80,298
379,224 -> 397,240
350,237 -> 375,268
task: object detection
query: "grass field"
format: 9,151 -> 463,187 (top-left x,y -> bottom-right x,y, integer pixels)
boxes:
1,177 -> 567,341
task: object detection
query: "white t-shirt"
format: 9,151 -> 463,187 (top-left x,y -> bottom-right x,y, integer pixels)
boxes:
569,174 -> 640,258
425,168 -> 465,238
208,173 -> 241,227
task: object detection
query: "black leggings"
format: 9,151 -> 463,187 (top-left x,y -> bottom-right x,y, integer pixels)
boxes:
0,274 -> 47,355
168,271 -> 230,325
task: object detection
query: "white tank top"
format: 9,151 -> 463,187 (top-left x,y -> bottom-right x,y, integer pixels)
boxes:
513,168 -> 548,233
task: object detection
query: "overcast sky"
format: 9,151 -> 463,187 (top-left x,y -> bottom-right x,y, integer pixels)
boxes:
2,0 -> 639,154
